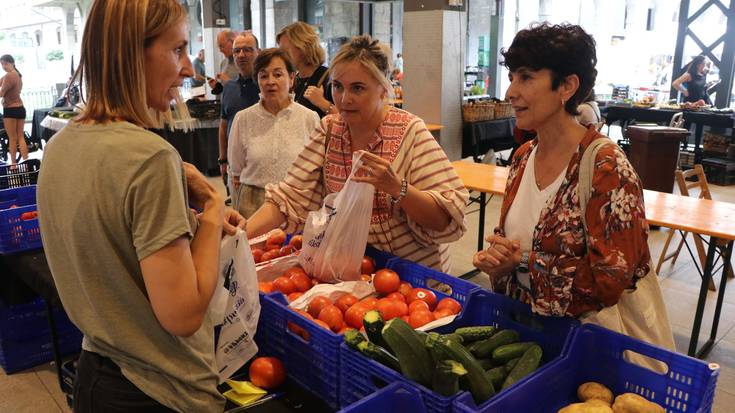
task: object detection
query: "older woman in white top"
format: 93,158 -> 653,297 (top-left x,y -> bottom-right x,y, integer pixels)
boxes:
228,48 -> 320,217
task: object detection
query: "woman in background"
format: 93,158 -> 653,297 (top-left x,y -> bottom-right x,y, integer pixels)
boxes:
0,54 -> 28,164
672,55 -> 712,105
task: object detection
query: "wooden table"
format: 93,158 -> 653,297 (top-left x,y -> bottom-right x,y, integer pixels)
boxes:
426,123 -> 442,133
452,160 -> 734,358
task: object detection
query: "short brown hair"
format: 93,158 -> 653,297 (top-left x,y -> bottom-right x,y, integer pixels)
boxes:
252,48 -> 295,82
73,0 -> 190,127
276,22 -> 325,67
329,35 -> 393,97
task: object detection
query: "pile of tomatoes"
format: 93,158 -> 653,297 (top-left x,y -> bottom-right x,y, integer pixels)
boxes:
252,229 -> 303,264
285,266 -> 463,340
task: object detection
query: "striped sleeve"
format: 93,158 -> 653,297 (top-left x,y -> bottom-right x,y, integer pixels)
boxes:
398,119 -> 469,244
264,119 -> 327,233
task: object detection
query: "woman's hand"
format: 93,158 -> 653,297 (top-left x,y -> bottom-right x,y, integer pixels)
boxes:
304,85 -> 329,111
183,163 -> 221,210
223,207 -> 246,235
472,235 -> 522,279
351,150 -> 402,197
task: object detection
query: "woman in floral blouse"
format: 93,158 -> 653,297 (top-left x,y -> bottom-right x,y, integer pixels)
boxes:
472,23 -> 651,318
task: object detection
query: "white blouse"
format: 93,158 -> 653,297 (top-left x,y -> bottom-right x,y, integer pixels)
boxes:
228,100 -> 320,188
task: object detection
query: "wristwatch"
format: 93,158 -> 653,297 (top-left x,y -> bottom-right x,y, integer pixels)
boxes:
391,179 -> 408,207
517,252 -> 529,273
217,158 -> 228,165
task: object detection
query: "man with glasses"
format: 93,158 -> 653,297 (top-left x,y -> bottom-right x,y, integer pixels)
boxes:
218,32 -> 260,195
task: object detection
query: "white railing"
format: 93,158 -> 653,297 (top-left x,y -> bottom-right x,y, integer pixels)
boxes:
18,87 -> 58,122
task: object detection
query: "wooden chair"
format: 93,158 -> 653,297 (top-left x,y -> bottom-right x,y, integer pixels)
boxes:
656,165 -> 734,290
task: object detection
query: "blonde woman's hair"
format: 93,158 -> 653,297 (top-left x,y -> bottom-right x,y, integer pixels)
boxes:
329,35 -> 394,99
276,22 -> 326,67
73,0 -> 191,129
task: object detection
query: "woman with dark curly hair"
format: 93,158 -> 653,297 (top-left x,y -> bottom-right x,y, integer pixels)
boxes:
473,23 -> 673,348
672,55 -> 712,105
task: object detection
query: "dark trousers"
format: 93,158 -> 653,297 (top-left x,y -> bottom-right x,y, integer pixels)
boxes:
73,350 -> 177,413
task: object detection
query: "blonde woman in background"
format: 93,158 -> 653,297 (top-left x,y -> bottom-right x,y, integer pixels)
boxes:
247,35 -> 468,272
37,1 -> 244,411
277,21 -> 336,118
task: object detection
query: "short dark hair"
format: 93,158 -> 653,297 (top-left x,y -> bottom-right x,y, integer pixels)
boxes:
501,23 -> 597,115
252,48 -> 295,82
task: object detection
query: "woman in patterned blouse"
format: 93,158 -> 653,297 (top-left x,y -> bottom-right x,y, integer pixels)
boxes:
246,35 -> 468,272
472,23 -> 652,318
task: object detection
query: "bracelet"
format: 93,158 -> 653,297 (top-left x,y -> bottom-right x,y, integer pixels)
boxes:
325,103 -> 335,114
391,179 -> 408,207
217,158 -> 228,165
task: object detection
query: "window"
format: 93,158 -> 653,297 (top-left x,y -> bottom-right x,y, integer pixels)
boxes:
56,26 -> 62,45
466,0 -> 493,95
74,25 -> 78,44
305,0 -> 359,62
35,30 -> 42,46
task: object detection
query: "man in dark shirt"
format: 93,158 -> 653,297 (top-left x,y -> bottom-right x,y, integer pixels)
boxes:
219,32 -> 260,194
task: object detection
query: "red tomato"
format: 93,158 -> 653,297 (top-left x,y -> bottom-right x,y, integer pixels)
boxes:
433,308 -> 454,320
360,274 -> 372,282
279,245 -> 295,257
289,272 -> 312,293
252,248 -> 264,263
318,305 -> 344,332
267,229 -> 287,246
344,303 -> 370,329
361,256 -> 376,275
408,300 -> 430,314
400,315 -> 411,324
288,235 -> 303,250
272,276 -> 296,295
261,250 -> 280,262
398,281 -> 413,298
435,297 -> 462,315
313,319 -> 331,330
287,309 -> 311,340
20,211 -> 37,220
359,297 -> 378,310
408,310 -> 435,329
338,326 -> 352,335
386,292 -> 406,303
283,267 -> 307,278
335,294 -> 359,313
310,278 -> 320,287
249,357 -> 286,389
258,281 -> 274,294
407,288 -> 437,310
373,269 -> 401,295
265,243 -> 281,252
307,296 -> 333,319
376,298 -> 408,321
288,292 -> 304,302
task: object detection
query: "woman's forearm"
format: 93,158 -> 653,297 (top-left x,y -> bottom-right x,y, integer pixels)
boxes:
188,199 -> 225,308
398,185 -> 451,231
246,201 -> 286,238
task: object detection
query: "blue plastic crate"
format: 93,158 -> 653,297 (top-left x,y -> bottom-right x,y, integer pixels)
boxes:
386,257 -> 480,306
0,297 -> 79,342
338,382 -> 427,413
0,327 -> 82,374
0,185 -> 42,254
340,290 -> 578,413
0,185 -> 36,210
465,324 -> 719,413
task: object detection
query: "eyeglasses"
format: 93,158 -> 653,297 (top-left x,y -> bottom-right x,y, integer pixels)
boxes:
233,47 -> 255,54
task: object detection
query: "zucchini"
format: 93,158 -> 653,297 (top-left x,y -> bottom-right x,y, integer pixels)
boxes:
344,328 -> 366,350
501,344 -> 542,390
471,329 -> 520,359
442,333 -> 464,344
504,357 -> 521,373
485,366 -> 507,389
363,310 -> 390,351
356,340 -> 401,372
455,326 -> 497,342
382,318 -> 434,386
434,336 -> 495,403
492,342 -> 535,364
477,358 -> 494,370
432,360 -> 467,397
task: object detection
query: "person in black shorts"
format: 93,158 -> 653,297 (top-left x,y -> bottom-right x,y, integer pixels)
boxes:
0,54 -> 28,164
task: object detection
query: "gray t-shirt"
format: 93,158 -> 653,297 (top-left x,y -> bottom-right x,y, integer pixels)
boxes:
37,122 -> 224,412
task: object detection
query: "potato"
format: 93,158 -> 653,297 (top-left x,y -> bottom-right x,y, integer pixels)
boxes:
558,401 -> 614,413
577,382 -> 613,405
612,393 -> 664,413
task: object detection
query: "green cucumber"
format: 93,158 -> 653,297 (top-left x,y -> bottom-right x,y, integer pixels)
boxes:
471,329 -> 520,359
455,326 -> 497,342
363,310 -> 390,351
344,328 -> 366,350
434,336 -> 495,403
492,342 -> 536,364
504,357 -> 521,373
382,318 -> 434,386
442,333 -> 464,344
501,344 -> 542,390
432,360 -> 467,397
485,366 -> 507,389
356,340 -> 401,372
477,358 -> 494,370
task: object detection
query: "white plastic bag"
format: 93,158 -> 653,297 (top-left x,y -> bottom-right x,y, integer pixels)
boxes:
299,152 -> 375,283
209,229 -> 261,382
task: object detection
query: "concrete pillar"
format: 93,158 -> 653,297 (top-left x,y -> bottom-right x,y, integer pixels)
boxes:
201,0 -> 232,99
403,0 -> 466,161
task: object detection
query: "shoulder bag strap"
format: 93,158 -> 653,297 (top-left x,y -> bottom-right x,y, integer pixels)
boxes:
578,137 -> 611,230
316,68 -> 330,88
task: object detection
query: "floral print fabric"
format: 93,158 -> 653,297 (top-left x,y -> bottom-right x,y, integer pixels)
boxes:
492,126 -> 651,317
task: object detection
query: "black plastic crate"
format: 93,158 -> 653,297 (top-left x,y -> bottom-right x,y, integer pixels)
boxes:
0,159 -> 40,190
702,157 -> 735,185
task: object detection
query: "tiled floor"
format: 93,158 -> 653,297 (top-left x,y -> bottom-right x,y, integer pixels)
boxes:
2,168 -> 734,412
